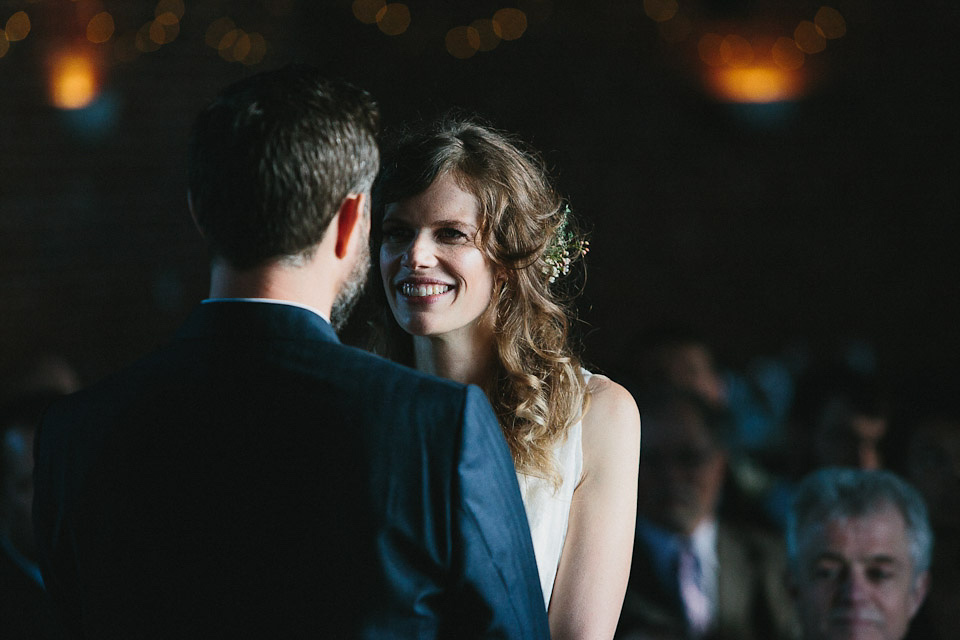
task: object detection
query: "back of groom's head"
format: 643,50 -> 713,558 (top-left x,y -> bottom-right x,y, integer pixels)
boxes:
188,64 -> 380,269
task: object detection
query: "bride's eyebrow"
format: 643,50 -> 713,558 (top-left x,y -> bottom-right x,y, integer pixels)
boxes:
433,219 -> 477,231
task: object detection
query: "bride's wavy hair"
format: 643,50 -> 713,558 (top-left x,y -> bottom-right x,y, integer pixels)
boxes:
370,115 -> 588,485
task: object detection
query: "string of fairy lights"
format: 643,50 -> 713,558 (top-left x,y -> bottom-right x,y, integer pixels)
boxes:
0,0 -> 270,66
642,0 -> 847,70
0,0 -> 849,107
350,0 -> 536,60
0,0 -> 547,108
0,0 -> 545,66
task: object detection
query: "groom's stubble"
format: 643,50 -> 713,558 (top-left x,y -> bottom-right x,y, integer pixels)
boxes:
329,220 -> 371,331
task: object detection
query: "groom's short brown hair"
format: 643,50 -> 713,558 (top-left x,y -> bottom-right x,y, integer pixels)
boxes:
188,64 -> 379,269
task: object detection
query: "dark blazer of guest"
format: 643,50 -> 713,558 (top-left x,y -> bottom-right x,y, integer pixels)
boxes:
616,521 -> 799,640
33,301 -> 548,639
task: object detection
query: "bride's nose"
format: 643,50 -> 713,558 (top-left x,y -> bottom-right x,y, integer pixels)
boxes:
401,234 -> 437,269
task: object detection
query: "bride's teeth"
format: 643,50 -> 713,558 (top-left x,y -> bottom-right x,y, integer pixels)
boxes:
402,283 -> 450,297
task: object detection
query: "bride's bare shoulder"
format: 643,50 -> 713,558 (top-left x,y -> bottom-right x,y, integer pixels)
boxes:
581,373 -> 641,469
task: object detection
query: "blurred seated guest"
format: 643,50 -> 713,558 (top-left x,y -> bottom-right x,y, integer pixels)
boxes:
625,324 -> 727,411
1,391 -> 65,640
787,364 -> 890,475
786,468 -> 930,640
622,323 -> 796,532
900,411 -> 960,640
616,386 -> 798,640
622,322 -> 794,453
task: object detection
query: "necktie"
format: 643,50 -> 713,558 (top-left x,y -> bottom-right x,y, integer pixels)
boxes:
678,539 -> 711,636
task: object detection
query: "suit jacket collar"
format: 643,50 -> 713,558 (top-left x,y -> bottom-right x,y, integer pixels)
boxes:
176,299 -> 340,344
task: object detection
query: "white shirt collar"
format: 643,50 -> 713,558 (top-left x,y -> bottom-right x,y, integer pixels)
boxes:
689,518 -> 719,570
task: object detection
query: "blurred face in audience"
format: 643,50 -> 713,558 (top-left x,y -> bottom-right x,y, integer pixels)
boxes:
906,418 -> 960,530
815,399 -> 888,471
637,400 -> 726,535
655,344 -> 727,409
791,505 -> 928,640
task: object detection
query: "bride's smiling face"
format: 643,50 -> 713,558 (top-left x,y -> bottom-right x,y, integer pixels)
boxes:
379,172 -> 498,340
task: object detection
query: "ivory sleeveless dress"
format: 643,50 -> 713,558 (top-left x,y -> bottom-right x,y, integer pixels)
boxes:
516,371 -> 591,609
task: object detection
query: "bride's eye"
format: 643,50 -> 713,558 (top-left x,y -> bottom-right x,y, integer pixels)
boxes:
436,227 -> 468,242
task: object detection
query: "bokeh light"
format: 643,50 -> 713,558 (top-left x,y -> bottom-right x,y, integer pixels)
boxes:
136,22 -> 161,52
643,0 -> 679,23
5,11 -> 31,42
48,49 -> 99,109
353,0 -> 385,25
205,17 -> 236,49
706,65 -> 804,103
720,34 -> 754,67
155,0 -> 185,20
771,36 -> 804,70
658,14 -> 692,43
815,6 -> 846,39
218,29 -> 242,60
114,31 -> 139,62
470,19 -> 501,51
492,8 -> 527,40
86,12 -> 115,44
242,32 -> 267,65
446,26 -> 479,59
149,12 -> 180,45
794,20 -> 826,53
376,3 -> 410,36
0,31 -> 9,59
231,32 -> 252,62
698,33 -> 724,66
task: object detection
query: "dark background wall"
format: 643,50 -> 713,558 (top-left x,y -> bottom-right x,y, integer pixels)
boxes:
1,0 -> 957,388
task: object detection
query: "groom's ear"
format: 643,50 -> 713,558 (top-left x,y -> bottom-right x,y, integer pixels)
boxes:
334,193 -> 367,259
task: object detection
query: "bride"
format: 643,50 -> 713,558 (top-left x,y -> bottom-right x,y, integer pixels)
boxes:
370,116 -> 641,639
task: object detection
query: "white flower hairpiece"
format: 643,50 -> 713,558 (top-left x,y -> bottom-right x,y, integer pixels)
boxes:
542,205 -> 589,284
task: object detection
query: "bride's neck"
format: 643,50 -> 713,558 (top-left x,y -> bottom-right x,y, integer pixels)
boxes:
413,330 -> 497,392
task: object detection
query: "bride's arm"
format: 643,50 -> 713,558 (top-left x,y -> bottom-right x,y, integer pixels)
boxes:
548,375 -> 641,640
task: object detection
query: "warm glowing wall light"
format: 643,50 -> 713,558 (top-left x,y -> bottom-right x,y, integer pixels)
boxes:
706,65 -> 805,103
49,50 -> 99,109
720,34 -> 754,66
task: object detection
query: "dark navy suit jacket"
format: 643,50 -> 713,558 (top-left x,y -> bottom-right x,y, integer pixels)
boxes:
33,301 -> 549,639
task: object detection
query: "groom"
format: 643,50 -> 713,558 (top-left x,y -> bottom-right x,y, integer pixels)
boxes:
32,65 -> 548,639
